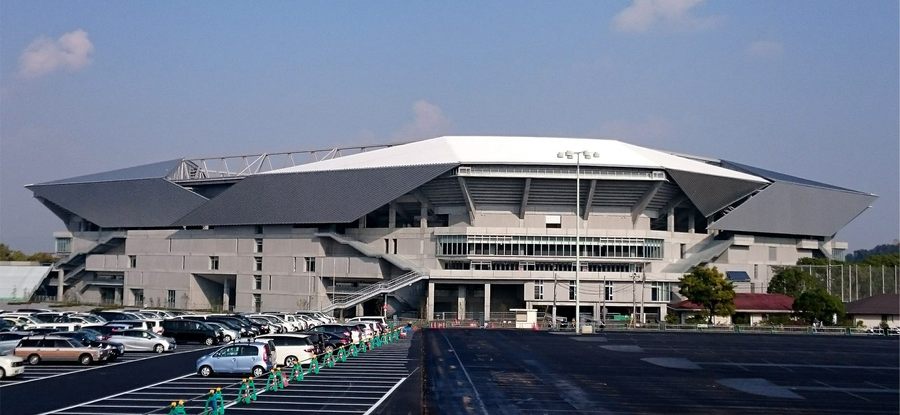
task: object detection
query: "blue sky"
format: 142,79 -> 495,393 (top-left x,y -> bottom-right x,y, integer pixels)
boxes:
1,1 -> 897,253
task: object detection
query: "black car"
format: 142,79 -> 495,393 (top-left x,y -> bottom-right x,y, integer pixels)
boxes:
51,331 -> 125,360
161,319 -> 221,345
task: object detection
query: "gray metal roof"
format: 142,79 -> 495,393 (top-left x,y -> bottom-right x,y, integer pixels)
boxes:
666,169 -> 767,217
175,164 -> 458,226
720,160 -> 862,194
28,178 -> 208,228
709,181 -> 877,237
35,159 -> 183,185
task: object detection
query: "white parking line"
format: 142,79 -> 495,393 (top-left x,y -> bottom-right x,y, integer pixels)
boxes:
440,331 -> 489,415
362,366 -> 417,415
39,373 -> 195,415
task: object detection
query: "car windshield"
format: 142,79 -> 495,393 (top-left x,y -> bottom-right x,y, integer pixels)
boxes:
68,338 -> 86,347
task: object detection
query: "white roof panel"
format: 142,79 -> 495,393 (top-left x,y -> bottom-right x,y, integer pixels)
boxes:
0,265 -> 51,299
269,136 -> 766,183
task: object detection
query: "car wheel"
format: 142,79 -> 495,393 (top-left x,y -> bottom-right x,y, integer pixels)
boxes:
284,355 -> 298,367
153,344 -> 164,354
198,365 -> 213,377
251,366 -> 264,378
223,335 -> 232,342
79,354 -> 93,365
27,354 -> 41,365
204,337 -> 214,346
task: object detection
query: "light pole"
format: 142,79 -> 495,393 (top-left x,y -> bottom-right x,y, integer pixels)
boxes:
557,150 -> 598,335
631,272 -> 638,327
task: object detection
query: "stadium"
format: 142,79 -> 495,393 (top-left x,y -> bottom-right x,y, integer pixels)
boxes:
25,136 -> 877,323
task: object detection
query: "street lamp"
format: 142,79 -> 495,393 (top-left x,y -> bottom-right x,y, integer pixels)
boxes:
557,150 -> 599,335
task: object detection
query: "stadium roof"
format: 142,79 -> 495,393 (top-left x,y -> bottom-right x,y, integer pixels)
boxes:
270,136 -> 768,183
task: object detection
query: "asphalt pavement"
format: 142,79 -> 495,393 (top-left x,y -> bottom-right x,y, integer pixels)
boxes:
423,329 -> 900,415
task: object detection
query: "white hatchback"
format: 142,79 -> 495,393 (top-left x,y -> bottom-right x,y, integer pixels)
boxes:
255,334 -> 318,367
0,355 -> 25,379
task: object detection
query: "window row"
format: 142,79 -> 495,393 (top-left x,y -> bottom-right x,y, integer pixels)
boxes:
443,260 -> 644,273
437,235 -> 663,259
533,281 -> 671,302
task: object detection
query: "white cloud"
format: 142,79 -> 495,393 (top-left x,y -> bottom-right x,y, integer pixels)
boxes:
392,100 -> 451,140
746,40 -> 784,59
612,0 -> 720,33
18,29 -> 94,78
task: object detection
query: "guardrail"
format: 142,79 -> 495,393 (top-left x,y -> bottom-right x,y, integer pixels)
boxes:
164,327 -> 409,414
324,271 -> 426,312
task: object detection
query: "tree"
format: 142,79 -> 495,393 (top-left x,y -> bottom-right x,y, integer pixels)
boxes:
678,266 -> 736,323
792,288 -> 844,325
0,243 -> 57,263
768,268 -> 819,299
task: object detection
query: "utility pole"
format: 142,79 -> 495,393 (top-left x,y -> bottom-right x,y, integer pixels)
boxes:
631,272 -> 637,327
552,271 -> 558,330
639,267 -> 646,324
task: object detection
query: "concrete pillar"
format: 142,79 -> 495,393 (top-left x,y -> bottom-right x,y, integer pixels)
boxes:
223,278 -> 231,311
56,270 -> 64,302
114,288 -> 122,305
667,207 -> 675,232
457,285 -> 467,320
355,303 -> 364,317
388,204 -> 397,229
484,283 -> 491,322
358,215 -> 366,229
688,213 -> 695,234
420,205 -> 428,228
426,281 -> 435,321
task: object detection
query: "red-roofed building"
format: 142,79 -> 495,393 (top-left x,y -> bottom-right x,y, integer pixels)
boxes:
668,293 -> 794,325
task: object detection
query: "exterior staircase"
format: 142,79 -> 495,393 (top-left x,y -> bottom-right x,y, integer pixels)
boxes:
314,232 -> 428,274
322,270 -> 429,312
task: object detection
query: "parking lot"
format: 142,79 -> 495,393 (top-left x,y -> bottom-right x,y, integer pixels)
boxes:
424,329 -> 900,415
0,344 -> 213,387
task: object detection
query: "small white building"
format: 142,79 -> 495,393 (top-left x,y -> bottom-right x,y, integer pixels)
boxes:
846,294 -> 900,328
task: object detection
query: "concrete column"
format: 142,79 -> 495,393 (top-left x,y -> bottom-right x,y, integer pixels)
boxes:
388,204 -> 397,229
420,205 -> 428,228
223,278 -> 231,311
114,288 -> 122,305
688,213 -> 695,234
484,283 -> 491,322
457,285 -> 467,320
426,281 -> 435,321
358,215 -> 366,229
667,207 -> 675,232
355,303 -> 364,317
56,270 -> 64,302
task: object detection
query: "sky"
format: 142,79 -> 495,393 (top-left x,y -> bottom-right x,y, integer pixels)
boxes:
1,1 -> 897,253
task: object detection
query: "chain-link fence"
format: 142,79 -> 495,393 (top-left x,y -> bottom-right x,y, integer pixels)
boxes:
773,265 -> 899,302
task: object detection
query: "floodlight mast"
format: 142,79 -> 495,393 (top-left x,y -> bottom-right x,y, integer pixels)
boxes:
556,149 -> 597,335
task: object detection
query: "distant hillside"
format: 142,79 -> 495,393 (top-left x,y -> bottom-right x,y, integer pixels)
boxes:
846,242 -> 900,266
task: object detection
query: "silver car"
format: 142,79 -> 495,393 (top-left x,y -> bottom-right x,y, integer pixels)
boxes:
108,329 -> 176,353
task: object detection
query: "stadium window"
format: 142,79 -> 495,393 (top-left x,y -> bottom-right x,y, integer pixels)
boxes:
254,256 -> 263,271
131,289 -> 144,307
769,246 -> 777,261
128,255 -> 137,269
166,290 -> 176,308
304,257 -> 316,273
209,256 -> 219,270
254,275 -> 262,290
55,237 -> 72,255
268,276 -> 272,291
545,215 -> 561,229
679,244 -> 686,259
605,282 -> 613,301
253,294 -> 262,312
392,239 -> 398,255
384,239 -> 390,254
569,284 -> 576,300
534,281 -> 544,300
651,282 -> 670,302
254,238 -> 263,253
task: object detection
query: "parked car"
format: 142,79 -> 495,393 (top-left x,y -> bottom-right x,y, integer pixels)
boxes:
0,355 -> 25,379
204,322 -> 238,343
108,319 -> 164,335
0,332 -> 31,355
93,324 -> 132,337
195,342 -> 275,377
310,324 -> 360,344
50,331 -> 126,360
255,334 -> 317,367
317,331 -> 351,351
14,336 -> 109,365
108,329 -> 176,353
95,311 -> 141,321
161,319 -> 221,345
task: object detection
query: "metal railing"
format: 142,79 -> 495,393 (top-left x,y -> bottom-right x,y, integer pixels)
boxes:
324,271 -> 427,312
